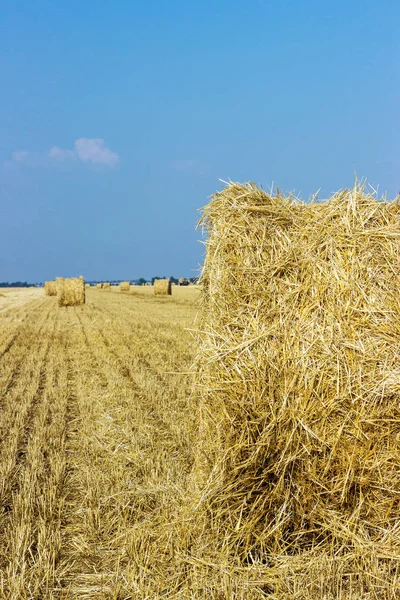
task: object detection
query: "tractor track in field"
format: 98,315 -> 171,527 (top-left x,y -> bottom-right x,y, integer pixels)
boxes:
57,308 -> 127,598
56,311 -> 86,599
74,309 -> 110,390
0,299 -> 47,360
0,306 -> 57,513
87,300 -> 178,390
82,302 -> 193,466
0,288 -> 199,598
74,304 -> 150,401
0,303 -> 54,438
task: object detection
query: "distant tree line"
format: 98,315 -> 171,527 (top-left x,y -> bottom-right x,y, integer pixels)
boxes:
0,281 -> 33,288
0,277 -> 199,288
151,276 -> 199,285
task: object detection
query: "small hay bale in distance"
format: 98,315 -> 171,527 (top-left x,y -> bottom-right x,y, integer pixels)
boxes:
96,283 -> 102,289
44,281 -> 57,296
193,180 -> 400,592
120,281 -> 130,292
103,282 -> 111,290
56,277 -> 85,307
154,279 -> 171,295
85,283 -> 91,288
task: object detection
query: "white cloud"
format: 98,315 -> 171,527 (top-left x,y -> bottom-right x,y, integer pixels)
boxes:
5,138 -> 119,168
49,146 -> 76,161
12,150 -> 30,164
74,138 -> 119,166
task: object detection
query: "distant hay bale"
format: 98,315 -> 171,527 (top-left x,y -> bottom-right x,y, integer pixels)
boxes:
96,283 -> 102,289
103,282 -> 111,290
56,277 -> 85,307
120,281 -> 130,292
44,281 -> 57,296
85,283 -> 91,288
154,279 -> 171,295
192,181 -> 400,593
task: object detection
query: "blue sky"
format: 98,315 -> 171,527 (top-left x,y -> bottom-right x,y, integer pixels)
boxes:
1,0 -> 399,281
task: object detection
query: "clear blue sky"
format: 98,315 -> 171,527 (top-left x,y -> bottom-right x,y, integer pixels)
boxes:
1,0 -> 399,282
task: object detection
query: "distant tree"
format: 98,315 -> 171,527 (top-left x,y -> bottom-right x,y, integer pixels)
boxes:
0,281 -> 30,288
137,277 -> 147,286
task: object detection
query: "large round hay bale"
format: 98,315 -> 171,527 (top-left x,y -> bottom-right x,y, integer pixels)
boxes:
56,277 -> 85,307
192,181 -> 400,592
120,281 -> 130,292
44,281 -> 57,296
154,279 -> 171,295
103,282 -> 111,290
96,283 -> 102,289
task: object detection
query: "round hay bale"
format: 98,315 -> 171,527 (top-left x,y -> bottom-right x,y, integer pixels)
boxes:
192,181 -> 400,590
120,282 -> 130,292
44,281 -> 57,296
57,277 -> 86,307
154,279 -> 171,295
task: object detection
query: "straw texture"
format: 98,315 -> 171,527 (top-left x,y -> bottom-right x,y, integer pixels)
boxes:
56,277 -> 86,307
44,281 -> 57,296
154,279 -> 171,295
191,181 -> 400,595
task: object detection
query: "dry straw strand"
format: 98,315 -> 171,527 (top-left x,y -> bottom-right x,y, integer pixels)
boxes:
190,180 -> 400,595
154,279 -> 172,296
56,277 -> 86,307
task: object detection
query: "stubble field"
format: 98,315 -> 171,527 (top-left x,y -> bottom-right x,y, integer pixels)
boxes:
0,286 -> 201,599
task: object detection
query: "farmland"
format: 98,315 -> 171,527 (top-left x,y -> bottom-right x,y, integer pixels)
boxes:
0,286 -> 201,599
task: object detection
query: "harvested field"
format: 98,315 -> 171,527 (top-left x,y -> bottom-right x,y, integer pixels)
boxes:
0,286 -> 203,599
0,288 -> 43,312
